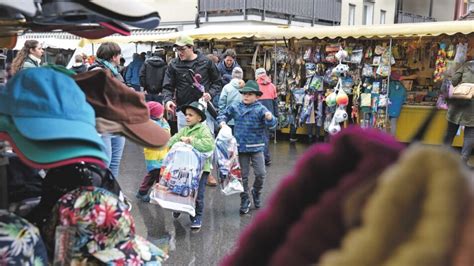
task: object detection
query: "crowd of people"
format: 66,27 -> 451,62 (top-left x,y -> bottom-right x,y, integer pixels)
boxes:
6,34 -> 473,231
6,35 -> 280,229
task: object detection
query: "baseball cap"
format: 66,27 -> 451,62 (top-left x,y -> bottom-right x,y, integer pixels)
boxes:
0,210 -> 48,265
73,69 -> 170,148
44,187 -> 167,264
0,68 -> 106,151
174,35 -> 194,47
0,115 -> 108,167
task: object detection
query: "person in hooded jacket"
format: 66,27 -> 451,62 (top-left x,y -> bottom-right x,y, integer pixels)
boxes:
255,68 -> 279,166
140,48 -> 167,103
217,49 -> 240,85
218,67 -> 244,130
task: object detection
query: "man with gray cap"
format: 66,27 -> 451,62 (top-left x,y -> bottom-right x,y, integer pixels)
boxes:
163,34 -> 223,186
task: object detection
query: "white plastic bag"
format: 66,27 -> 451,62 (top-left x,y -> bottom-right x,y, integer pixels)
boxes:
214,126 -> 244,196
150,142 -> 208,216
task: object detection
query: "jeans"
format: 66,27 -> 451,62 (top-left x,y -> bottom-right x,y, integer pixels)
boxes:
194,171 -> 209,218
102,135 -> 126,178
138,168 -> 161,193
444,121 -> 474,162
263,128 -> 271,163
177,109 -> 215,134
239,152 -> 266,200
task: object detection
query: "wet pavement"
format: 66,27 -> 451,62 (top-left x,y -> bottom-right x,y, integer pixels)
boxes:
118,138 -> 311,265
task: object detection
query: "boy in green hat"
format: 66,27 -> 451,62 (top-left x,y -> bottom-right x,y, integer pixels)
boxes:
167,101 -> 215,229
218,80 -> 277,214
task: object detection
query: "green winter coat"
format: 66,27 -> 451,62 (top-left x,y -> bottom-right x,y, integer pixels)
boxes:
448,61 -> 474,127
168,122 -> 215,172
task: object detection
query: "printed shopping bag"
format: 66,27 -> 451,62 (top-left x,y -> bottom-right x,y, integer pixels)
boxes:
214,126 -> 243,196
150,142 -> 208,216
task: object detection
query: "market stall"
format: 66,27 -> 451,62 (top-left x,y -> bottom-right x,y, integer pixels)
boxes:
81,21 -> 474,146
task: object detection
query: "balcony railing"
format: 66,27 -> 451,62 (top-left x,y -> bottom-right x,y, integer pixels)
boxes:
199,0 -> 341,25
396,11 -> 436,23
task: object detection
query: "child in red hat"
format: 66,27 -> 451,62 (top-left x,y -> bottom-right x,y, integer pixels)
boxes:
136,101 -> 170,202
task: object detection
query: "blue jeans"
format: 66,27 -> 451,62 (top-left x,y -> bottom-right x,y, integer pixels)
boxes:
102,135 -> 125,178
264,128 -> 271,163
194,171 -> 209,218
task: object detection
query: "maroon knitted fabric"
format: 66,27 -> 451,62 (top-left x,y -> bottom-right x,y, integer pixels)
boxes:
221,127 -> 404,266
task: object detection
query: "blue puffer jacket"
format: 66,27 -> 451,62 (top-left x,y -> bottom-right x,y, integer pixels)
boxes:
125,58 -> 144,86
218,101 -> 277,153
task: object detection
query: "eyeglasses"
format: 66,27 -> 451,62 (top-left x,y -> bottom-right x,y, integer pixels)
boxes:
175,46 -> 188,52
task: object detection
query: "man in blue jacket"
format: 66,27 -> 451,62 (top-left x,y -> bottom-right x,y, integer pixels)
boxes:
125,53 -> 145,91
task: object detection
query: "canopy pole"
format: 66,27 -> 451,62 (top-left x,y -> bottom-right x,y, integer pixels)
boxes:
274,39 -> 278,144
387,37 -> 393,134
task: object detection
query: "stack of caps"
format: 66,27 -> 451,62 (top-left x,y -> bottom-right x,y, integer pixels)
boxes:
74,69 -> 170,148
0,68 -> 108,169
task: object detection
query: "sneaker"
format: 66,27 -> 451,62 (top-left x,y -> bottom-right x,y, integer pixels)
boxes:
190,217 -> 202,229
239,198 -> 251,215
265,160 -> 272,166
251,189 -> 261,209
135,191 -> 150,203
172,212 -> 181,219
289,138 -> 298,143
206,174 -> 218,186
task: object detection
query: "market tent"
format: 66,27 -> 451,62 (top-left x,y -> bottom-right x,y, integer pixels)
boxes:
79,20 -> 474,46
14,32 -> 82,50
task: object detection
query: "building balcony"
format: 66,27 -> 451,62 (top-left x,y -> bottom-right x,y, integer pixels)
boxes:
396,11 -> 436,23
198,0 -> 341,26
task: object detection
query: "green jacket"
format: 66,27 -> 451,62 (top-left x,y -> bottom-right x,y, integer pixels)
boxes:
168,122 -> 215,172
448,61 -> 474,127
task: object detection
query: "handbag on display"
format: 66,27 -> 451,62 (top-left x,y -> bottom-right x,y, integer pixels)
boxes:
451,83 -> 474,100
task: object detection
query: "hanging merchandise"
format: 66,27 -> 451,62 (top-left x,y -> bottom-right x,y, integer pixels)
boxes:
362,64 -> 375,78
325,91 -> 337,107
433,42 -> 448,83
305,62 -> 316,77
313,46 -> 322,63
376,49 -> 393,77
454,42 -> 468,64
150,142 -> 209,216
350,48 -> 363,64
214,127 -> 243,196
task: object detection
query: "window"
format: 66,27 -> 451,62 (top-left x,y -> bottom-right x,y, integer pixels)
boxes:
348,4 -> 356,25
380,10 -> 386,24
363,1 -> 374,25
469,0 -> 474,12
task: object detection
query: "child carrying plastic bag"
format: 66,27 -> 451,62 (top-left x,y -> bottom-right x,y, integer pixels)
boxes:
150,142 -> 210,217
214,126 -> 244,196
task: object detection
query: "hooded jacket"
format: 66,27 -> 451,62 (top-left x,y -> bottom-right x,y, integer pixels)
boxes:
217,60 -> 241,84
448,60 -> 474,127
125,57 -> 144,86
139,56 -> 167,94
218,101 -> 277,153
218,78 -> 242,125
257,76 -> 279,117
163,52 -> 222,109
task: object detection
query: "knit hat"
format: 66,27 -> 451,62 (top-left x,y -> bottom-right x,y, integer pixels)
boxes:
255,67 -> 266,77
232,67 -> 243,80
221,127 -> 404,266
147,101 -> 164,118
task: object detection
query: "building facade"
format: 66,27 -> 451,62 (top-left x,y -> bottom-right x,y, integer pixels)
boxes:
340,0 -> 395,25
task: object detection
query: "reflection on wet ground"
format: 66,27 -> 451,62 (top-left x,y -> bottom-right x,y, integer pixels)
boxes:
119,139 -> 310,265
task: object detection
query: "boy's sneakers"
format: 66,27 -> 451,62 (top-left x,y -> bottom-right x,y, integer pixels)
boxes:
135,191 -> 150,203
251,189 -> 261,209
172,212 -> 181,219
239,197 -> 251,215
190,216 -> 202,229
